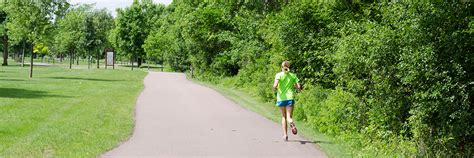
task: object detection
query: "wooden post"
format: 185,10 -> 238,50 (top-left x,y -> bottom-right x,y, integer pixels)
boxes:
29,44 -> 33,78
104,50 -> 107,69
113,52 -> 115,70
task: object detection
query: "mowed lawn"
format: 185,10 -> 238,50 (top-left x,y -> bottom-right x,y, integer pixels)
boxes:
0,62 -> 147,157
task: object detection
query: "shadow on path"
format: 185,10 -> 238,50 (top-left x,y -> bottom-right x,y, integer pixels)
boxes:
288,140 -> 333,145
119,64 -> 163,68
0,88 -> 69,99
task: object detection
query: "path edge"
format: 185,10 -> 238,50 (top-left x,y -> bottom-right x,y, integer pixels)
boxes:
100,71 -> 150,157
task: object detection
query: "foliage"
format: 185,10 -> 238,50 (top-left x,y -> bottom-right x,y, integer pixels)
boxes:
0,6 -> 7,35
54,5 -> 88,54
52,3 -> 112,66
144,3 -> 191,71
5,0 -> 67,45
114,0 -> 162,67
142,1 -> 473,156
33,42 -> 49,55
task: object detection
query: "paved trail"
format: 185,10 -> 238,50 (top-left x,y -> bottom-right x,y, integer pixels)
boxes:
103,72 -> 326,158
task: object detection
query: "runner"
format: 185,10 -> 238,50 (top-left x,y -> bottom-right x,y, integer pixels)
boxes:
272,60 -> 301,141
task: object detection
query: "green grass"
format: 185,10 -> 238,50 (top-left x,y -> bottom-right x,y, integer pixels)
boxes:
0,58 -> 147,157
186,74 -> 351,158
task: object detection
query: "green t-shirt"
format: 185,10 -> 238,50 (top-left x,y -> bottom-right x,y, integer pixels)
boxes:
275,71 -> 299,101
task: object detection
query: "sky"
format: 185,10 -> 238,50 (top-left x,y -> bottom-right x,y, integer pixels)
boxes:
68,0 -> 173,17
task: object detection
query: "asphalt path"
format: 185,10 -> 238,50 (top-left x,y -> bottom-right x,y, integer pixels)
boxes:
103,72 -> 326,158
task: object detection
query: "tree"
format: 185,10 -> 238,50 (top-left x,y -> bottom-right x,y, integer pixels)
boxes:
89,8 -> 113,69
144,26 -> 168,70
84,15 -> 95,69
114,0 -> 159,69
0,7 -> 8,66
54,4 -> 88,69
143,4 -> 167,69
6,0 -> 68,77
49,0 -> 70,64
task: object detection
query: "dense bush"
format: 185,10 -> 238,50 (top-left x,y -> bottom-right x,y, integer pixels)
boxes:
143,1 -> 473,156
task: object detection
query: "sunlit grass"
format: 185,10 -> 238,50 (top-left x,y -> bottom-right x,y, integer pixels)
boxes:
0,58 -> 147,157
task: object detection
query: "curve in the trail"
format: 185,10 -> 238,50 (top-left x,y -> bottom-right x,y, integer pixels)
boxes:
102,72 -> 326,158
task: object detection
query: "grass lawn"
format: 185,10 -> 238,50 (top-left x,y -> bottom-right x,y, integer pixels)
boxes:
0,58 -> 147,157
186,74 -> 352,157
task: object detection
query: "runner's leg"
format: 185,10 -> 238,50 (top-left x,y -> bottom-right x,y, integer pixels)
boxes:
279,107 -> 288,139
286,105 -> 293,123
286,105 -> 298,135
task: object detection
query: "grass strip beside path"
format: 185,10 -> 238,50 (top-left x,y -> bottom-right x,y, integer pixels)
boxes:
0,62 -> 147,157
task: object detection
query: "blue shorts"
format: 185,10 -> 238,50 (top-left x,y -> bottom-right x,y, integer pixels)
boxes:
276,100 -> 295,107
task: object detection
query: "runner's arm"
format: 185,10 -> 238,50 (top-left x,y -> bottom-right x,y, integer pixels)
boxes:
272,79 -> 279,91
295,82 -> 301,92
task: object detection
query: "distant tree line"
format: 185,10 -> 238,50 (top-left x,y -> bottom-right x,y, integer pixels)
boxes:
0,0 -> 113,77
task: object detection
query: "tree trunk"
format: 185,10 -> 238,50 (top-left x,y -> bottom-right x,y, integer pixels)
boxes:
88,52 -> 91,69
131,56 -> 134,70
2,34 -> 8,66
21,42 -> 25,67
29,44 -> 33,78
69,50 -> 73,69
96,50 -> 100,69
76,54 -> 79,65
190,64 -> 193,78
137,56 -> 142,68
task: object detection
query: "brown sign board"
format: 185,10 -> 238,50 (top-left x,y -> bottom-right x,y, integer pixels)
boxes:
105,49 -> 115,69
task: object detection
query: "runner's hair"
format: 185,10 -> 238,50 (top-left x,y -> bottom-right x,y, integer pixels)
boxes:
281,60 -> 290,72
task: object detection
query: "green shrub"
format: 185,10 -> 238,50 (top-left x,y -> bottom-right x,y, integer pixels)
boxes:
150,1 -> 473,156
